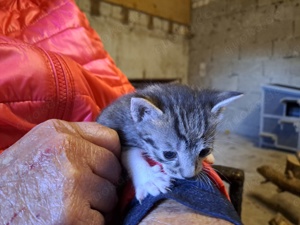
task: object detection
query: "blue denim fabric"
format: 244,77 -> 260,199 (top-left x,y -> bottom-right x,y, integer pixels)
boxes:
123,179 -> 243,225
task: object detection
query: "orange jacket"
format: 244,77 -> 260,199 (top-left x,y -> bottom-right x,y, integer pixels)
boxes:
0,0 -> 134,151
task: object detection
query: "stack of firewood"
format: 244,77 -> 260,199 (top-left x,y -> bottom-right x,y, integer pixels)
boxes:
257,152 -> 300,225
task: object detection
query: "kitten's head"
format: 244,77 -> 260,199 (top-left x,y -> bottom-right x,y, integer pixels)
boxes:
130,84 -> 242,179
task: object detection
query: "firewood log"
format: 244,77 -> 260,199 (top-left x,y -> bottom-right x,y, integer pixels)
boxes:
257,165 -> 300,197
269,213 -> 294,225
250,191 -> 300,224
285,155 -> 300,179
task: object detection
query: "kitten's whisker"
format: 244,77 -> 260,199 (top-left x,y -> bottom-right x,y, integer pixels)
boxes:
205,134 -> 216,143
199,171 -> 210,187
197,173 -> 206,189
200,170 -> 214,191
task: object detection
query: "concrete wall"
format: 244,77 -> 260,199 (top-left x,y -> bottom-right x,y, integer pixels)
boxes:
189,0 -> 300,140
75,0 -> 189,82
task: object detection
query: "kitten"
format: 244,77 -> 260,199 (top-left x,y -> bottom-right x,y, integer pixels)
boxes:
96,83 -> 242,202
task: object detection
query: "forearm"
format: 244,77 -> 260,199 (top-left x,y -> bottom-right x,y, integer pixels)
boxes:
0,178 -> 60,225
0,148 -> 66,224
139,199 -> 233,225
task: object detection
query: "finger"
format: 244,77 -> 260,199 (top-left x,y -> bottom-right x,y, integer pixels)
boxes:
34,120 -> 121,158
83,173 -> 118,213
83,142 -> 122,185
71,122 -> 121,158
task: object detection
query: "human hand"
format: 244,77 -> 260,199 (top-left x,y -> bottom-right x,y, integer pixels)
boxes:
0,119 -> 121,225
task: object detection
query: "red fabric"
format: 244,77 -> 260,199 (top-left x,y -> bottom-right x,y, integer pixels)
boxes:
202,162 -> 230,200
0,0 -> 134,151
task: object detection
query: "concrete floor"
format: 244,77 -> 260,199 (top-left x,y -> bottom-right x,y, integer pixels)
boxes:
213,133 -> 289,225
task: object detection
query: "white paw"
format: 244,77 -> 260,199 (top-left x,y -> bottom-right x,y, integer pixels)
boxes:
134,165 -> 171,203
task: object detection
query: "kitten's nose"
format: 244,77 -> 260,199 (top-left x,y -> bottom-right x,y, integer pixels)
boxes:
180,168 -> 195,179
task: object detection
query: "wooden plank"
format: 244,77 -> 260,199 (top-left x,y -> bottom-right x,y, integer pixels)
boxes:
91,0 -> 100,15
101,0 -> 191,25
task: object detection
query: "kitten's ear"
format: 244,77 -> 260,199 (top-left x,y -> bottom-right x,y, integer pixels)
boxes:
130,97 -> 163,122
211,91 -> 243,116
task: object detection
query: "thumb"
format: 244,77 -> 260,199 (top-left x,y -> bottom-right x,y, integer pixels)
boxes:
71,122 -> 121,158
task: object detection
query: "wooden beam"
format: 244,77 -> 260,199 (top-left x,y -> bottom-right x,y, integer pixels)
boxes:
101,0 -> 191,25
91,0 -> 100,16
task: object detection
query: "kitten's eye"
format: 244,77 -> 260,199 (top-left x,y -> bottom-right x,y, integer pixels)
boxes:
199,148 -> 212,158
163,151 -> 177,160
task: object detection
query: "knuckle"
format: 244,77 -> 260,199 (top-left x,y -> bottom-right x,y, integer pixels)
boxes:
53,133 -> 72,145
98,125 -> 120,142
41,118 -> 62,128
107,128 -> 119,139
33,119 -> 63,135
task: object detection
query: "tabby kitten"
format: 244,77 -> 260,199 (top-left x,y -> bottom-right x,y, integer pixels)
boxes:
97,83 -> 242,202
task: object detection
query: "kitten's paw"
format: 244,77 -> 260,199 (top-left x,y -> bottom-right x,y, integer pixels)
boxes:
135,165 -> 171,203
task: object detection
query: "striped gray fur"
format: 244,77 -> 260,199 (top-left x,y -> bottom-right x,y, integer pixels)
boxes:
97,83 -> 242,179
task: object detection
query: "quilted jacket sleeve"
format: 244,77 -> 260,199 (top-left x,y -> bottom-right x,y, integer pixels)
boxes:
0,0 -> 134,151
